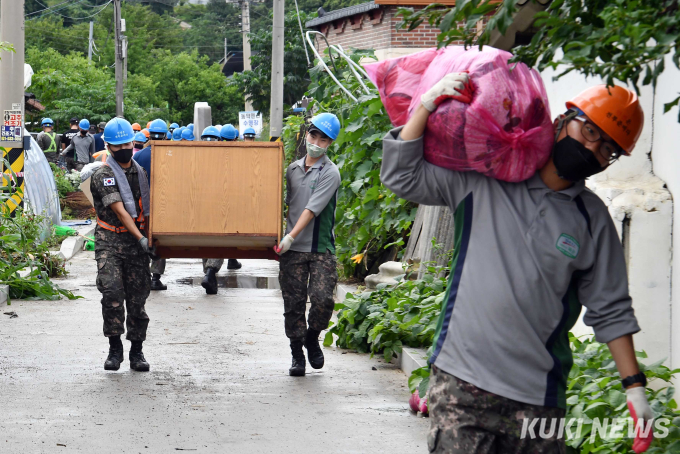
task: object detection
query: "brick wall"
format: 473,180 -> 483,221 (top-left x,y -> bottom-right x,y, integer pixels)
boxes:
311,6 -> 456,54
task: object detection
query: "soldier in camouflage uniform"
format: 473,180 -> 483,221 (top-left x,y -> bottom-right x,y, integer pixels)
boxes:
427,367 -> 566,453
92,117 -> 154,372
275,113 -> 341,377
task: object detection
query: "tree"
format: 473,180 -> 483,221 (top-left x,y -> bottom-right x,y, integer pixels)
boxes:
143,50 -> 244,125
231,9 -> 312,115
25,47 -> 169,130
397,0 -> 680,118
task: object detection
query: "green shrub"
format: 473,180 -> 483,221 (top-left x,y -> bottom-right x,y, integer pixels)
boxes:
1,162 -> 79,302
50,163 -> 76,199
325,258 -> 449,361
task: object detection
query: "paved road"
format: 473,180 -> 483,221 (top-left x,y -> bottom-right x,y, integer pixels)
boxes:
0,252 -> 428,453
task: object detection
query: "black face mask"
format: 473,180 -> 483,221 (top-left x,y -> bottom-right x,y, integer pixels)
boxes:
552,135 -> 605,182
134,143 -> 145,150
111,147 -> 133,164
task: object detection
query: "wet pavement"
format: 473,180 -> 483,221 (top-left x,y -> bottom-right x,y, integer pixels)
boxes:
0,252 -> 428,453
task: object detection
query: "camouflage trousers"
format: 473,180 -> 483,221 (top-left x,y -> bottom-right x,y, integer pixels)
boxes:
96,254 -> 151,341
427,367 -> 566,454
202,259 -> 224,273
150,258 -> 166,275
279,251 -> 338,341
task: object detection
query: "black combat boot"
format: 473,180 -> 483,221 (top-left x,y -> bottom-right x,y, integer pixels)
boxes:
201,268 -> 218,294
304,328 -> 324,369
150,273 -> 167,291
129,340 -> 150,372
104,335 -> 124,371
289,340 -> 306,376
227,259 -> 242,270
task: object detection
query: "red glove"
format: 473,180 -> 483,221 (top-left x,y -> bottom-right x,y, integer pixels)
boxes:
626,386 -> 654,453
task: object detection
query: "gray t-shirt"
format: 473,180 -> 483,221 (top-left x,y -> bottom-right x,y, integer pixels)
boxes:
381,126 -> 640,409
285,154 -> 341,253
62,133 -> 95,163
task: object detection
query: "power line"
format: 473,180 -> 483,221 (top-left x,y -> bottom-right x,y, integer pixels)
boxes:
25,0 -> 78,17
33,0 -> 114,22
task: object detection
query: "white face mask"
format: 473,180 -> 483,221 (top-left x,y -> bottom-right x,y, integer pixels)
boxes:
306,140 -> 327,158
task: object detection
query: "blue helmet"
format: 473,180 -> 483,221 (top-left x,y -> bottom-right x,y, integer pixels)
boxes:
166,132 -> 171,139
243,127 -> 256,138
103,118 -> 135,145
220,124 -> 238,141
134,132 -> 148,143
149,119 -> 168,134
187,123 -> 194,132
181,127 -> 195,141
41,118 -> 54,127
172,126 -> 184,141
201,125 -> 221,141
169,122 -> 179,131
79,119 -> 90,131
310,113 -> 340,140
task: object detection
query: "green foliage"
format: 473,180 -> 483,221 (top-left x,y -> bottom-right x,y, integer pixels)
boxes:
49,163 -> 77,199
408,366 -> 431,401
1,164 -> 79,302
142,50 -> 244,125
283,49 -> 416,276
231,9 -> 313,115
396,0 -> 680,120
325,259 -> 449,361
565,334 -> 680,453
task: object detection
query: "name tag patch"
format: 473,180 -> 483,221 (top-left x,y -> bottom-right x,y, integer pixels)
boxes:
556,233 -> 579,259
103,178 -> 115,186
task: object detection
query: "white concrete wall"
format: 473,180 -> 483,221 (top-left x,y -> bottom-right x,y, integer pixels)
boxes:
649,56 -> 680,373
540,63 -> 677,373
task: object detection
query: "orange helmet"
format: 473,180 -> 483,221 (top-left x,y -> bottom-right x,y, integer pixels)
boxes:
131,123 -> 141,132
566,85 -> 643,155
146,121 -> 152,129
142,128 -> 150,138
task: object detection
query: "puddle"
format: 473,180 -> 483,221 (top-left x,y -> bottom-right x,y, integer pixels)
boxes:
176,275 -> 280,290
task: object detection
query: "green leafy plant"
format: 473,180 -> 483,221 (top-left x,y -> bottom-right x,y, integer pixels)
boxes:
565,334 -> 680,453
50,163 -> 76,199
396,0 -> 680,120
282,48 -> 417,277
325,259 -> 449,360
409,366 -> 432,403
1,162 -> 79,302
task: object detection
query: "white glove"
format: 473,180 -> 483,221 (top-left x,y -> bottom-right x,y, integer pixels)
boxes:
274,234 -> 294,255
626,386 -> 654,453
138,236 -> 149,253
421,72 -> 472,112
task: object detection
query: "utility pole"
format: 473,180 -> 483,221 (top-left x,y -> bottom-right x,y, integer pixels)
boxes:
269,0 -> 284,139
241,0 -> 253,111
224,38 -> 228,62
0,0 -> 25,149
88,21 -> 94,62
113,0 -> 124,117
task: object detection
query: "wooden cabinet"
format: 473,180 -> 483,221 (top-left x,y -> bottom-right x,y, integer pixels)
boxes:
148,141 -> 283,260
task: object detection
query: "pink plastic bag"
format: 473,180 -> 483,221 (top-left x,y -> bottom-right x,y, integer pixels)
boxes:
365,47 -> 554,182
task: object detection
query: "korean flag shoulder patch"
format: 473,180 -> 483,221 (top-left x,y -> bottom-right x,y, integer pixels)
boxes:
103,177 -> 116,187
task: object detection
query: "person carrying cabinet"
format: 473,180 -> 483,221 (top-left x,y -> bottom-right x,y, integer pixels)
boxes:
91,117 -> 155,372
275,113 -> 342,377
